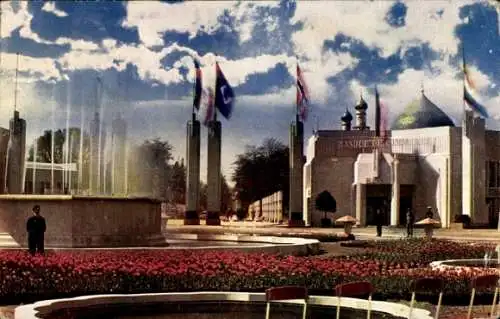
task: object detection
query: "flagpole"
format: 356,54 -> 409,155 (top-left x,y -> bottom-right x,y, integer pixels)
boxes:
462,44 -> 467,119
192,59 -> 197,121
296,56 -> 300,121
214,61 -> 217,122
192,65 -> 196,118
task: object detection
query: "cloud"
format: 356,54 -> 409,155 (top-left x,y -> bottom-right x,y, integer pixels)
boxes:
123,1 -> 280,48
291,0 -> 475,60
350,58 -> 498,131
1,52 -> 61,81
41,2 -> 68,18
1,0 -> 498,184
0,1 -> 31,39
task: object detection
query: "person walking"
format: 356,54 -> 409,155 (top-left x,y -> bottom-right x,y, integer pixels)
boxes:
375,209 -> 383,237
26,205 -> 46,255
406,208 -> 414,238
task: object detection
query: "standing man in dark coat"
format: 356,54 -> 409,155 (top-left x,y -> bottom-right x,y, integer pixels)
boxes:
26,205 -> 46,255
406,208 -> 414,238
375,209 -> 383,237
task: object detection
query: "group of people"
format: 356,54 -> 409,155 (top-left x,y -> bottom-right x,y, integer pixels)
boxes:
374,206 -> 434,237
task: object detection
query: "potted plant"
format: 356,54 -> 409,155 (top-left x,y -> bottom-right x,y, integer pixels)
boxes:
315,190 -> 337,227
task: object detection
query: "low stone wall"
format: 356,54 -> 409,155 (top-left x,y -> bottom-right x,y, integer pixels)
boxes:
165,233 -> 321,255
15,292 -> 433,319
0,195 -> 162,247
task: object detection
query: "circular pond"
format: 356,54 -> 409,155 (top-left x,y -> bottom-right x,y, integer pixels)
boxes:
430,259 -> 499,270
15,292 -> 433,319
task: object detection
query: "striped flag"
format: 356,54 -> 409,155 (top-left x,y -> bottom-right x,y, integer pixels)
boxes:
296,64 -> 309,121
201,87 -> 215,126
463,58 -> 489,118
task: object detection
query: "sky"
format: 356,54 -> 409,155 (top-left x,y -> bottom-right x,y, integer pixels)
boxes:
0,0 -> 499,184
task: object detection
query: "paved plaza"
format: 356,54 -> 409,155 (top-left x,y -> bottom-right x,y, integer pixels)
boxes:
166,219 -> 500,242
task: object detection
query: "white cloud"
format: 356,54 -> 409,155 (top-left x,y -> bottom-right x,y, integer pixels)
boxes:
1,52 -> 61,81
0,1 -> 32,39
291,0 -> 476,60
41,2 -> 68,18
350,59 -> 498,130
56,38 -> 100,51
123,1 -> 280,48
123,1 -> 231,47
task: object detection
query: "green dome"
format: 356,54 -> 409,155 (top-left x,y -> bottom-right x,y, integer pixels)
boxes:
392,92 -> 455,130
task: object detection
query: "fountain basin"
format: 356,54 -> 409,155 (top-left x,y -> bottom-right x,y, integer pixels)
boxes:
0,195 -> 162,247
15,292 -> 433,319
430,259 -> 499,270
162,233 -> 320,255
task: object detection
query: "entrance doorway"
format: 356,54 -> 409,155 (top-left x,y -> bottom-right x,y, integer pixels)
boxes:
487,198 -> 499,229
366,184 -> 391,226
399,185 -> 415,225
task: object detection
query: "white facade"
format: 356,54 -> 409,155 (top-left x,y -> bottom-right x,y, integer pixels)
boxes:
303,116 -> 499,228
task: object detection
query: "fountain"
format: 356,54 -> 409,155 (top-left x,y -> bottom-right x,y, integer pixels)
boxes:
0,63 -> 165,248
430,244 -> 500,270
15,292 -> 433,319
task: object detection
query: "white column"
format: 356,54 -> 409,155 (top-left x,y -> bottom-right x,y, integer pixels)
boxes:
356,183 -> 366,226
390,159 -> 400,226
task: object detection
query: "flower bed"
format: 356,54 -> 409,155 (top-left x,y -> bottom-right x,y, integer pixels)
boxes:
342,238 -> 495,266
0,239 -> 497,303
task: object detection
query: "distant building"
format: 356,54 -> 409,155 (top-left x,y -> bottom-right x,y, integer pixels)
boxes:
304,90 -> 499,228
24,162 -> 78,194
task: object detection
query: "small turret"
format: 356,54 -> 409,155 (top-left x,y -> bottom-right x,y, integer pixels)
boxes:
354,95 -> 369,130
341,108 -> 353,131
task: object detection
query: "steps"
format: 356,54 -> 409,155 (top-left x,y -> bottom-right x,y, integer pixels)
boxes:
0,233 -> 21,248
0,233 -> 168,249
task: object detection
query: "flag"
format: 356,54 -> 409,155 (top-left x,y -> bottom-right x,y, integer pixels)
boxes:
200,87 -> 215,126
214,62 -> 235,120
296,64 -> 309,121
193,59 -> 202,110
375,86 -> 381,137
463,64 -> 489,118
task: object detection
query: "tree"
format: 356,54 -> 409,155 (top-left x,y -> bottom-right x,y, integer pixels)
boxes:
221,175 -> 232,213
315,190 -> 337,227
197,177 -> 231,213
131,138 -> 173,198
199,181 -> 208,210
169,159 -> 186,204
232,138 -> 289,211
28,128 -> 90,164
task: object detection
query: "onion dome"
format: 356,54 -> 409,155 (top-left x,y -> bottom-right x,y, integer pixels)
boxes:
392,91 -> 455,130
355,95 -> 368,111
341,108 -> 353,122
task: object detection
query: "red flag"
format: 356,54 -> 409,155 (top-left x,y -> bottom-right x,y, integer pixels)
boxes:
296,64 -> 309,121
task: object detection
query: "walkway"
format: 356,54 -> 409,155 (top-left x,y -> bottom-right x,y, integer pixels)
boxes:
166,219 -> 500,242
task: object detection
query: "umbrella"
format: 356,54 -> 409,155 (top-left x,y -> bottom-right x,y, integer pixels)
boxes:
415,218 -> 440,239
415,218 -> 440,225
335,215 -> 357,224
335,215 -> 357,237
